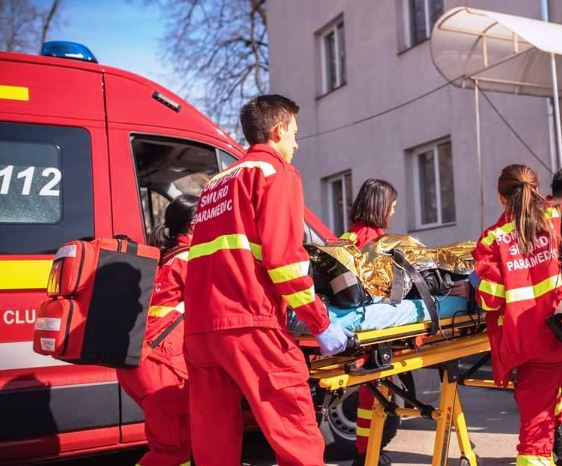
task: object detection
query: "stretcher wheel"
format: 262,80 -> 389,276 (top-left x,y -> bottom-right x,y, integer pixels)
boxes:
320,387 -> 401,461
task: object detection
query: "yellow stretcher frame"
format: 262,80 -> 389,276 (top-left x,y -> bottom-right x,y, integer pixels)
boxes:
300,314 -> 494,466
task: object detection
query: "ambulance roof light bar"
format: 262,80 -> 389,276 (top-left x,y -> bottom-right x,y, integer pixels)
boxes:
40,41 -> 98,63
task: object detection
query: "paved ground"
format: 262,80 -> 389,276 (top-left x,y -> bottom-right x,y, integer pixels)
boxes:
53,386 -> 519,466
382,386 -> 518,466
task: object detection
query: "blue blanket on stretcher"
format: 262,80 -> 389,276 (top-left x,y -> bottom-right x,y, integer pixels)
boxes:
288,296 -> 468,335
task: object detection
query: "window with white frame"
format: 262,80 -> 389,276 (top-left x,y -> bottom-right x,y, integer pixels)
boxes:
403,0 -> 443,48
319,18 -> 346,94
411,139 -> 455,229
324,171 -> 352,236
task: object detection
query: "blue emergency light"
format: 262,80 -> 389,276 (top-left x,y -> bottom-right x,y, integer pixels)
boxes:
40,41 -> 98,63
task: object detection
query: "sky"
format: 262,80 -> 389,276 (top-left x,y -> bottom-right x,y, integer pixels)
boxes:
45,0 -> 179,93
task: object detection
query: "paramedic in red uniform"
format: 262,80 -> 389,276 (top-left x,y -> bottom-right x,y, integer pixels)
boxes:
340,179 -> 397,466
473,164 -> 562,466
117,194 -> 198,466
184,94 -> 349,466
548,169 -> 562,466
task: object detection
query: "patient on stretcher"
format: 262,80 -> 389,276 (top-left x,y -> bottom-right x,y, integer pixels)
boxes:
289,235 -> 475,335
288,295 -> 469,335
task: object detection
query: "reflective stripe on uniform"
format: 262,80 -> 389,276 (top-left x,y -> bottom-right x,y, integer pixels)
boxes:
188,234 -> 262,261
479,279 -> 505,298
268,261 -> 310,284
481,222 -> 515,246
175,251 -> 189,261
555,388 -> 562,416
482,208 -> 558,246
546,206 -> 560,219
179,462 -> 191,466
515,454 -> 553,465
148,302 -> 185,317
478,298 -> 502,312
357,408 -> 373,420
340,232 -> 358,243
164,250 -> 189,265
505,274 -> 562,303
478,279 -> 505,311
282,286 -> 316,309
356,426 -> 371,438
209,160 -> 276,184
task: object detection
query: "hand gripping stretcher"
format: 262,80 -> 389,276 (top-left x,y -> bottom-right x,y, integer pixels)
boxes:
297,310 -> 510,466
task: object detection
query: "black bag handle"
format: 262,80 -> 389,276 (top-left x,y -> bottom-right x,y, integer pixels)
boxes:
114,234 -> 138,255
149,314 -> 184,349
149,246 -> 190,348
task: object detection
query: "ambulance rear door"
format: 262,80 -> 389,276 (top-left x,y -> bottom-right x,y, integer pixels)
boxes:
101,67 -> 244,443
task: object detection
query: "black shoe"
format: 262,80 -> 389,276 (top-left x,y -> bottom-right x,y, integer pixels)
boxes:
351,451 -> 392,466
554,425 -> 562,466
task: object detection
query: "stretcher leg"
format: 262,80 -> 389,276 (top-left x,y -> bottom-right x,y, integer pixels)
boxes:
453,395 -> 478,466
364,385 -> 389,466
432,367 -> 457,466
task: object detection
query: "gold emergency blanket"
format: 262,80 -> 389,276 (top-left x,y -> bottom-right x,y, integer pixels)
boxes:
316,235 -> 476,299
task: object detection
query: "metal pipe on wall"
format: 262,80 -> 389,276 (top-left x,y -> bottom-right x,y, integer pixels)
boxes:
474,81 -> 484,232
542,0 -> 560,172
550,52 -> 562,170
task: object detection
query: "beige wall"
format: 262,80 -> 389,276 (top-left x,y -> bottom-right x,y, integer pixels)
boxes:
268,0 -> 556,245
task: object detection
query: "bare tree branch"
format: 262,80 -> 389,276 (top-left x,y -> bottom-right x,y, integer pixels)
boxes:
159,0 -> 269,137
39,0 -> 63,51
0,0 -> 63,53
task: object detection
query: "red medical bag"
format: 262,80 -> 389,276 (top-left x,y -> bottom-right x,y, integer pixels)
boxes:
33,236 -> 160,367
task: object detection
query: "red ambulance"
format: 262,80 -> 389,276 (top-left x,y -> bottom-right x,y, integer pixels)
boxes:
0,42 -> 342,464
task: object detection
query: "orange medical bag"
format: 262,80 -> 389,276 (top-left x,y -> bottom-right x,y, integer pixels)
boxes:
33,236 -> 160,367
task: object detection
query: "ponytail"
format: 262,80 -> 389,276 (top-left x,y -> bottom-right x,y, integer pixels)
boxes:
498,164 -> 552,255
149,224 -> 175,252
149,194 -> 199,253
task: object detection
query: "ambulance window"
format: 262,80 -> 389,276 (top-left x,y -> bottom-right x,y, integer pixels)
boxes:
131,135 -> 219,239
0,123 -> 93,254
219,150 -> 237,170
0,141 -> 61,223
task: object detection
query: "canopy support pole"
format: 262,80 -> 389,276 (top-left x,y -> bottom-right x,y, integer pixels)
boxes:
550,52 -> 562,171
474,80 -> 484,232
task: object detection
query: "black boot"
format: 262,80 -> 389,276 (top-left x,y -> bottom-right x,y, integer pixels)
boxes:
352,451 -> 392,466
554,425 -> 562,466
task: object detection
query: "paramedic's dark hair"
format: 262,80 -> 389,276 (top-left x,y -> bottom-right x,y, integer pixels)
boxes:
498,164 -> 552,255
350,179 -> 397,229
552,169 -> 562,199
240,94 -> 299,145
150,194 -> 199,252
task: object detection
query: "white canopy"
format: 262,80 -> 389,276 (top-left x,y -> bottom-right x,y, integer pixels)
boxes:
431,7 -> 562,96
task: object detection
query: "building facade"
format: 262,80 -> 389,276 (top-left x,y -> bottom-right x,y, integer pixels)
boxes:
268,0 -> 561,244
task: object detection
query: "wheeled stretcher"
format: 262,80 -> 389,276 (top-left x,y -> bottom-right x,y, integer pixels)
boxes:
296,301 -> 500,466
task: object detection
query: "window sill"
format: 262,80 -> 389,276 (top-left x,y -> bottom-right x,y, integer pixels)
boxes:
316,81 -> 347,101
397,37 -> 429,56
407,221 -> 456,233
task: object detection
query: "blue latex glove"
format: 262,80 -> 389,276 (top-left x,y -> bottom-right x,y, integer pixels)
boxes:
314,323 -> 352,356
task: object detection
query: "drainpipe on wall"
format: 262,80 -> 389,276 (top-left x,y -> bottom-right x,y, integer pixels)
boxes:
541,0 -> 559,173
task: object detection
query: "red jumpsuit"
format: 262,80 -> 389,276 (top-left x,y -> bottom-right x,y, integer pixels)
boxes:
117,235 -> 191,466
184,144 -> 330,466
341,223 -> 384,456
474,208 -> 562,465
